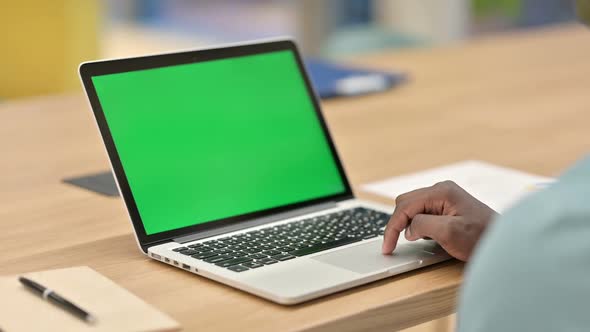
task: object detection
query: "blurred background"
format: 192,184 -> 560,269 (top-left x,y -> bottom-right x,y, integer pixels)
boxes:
0,0 -> 577,100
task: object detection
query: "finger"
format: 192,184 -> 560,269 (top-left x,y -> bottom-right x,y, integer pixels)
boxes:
381,214 -> 405,254
405,214 -> 453,244
382,187 -> 435,254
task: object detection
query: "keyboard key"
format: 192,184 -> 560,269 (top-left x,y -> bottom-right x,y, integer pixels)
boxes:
215,257 -> 252,267
362,233 -> 378,240
172,247 -> 188,252
291,237 -> 362,256
271,254 -> 296,261
243,247 -> 262,254
188,243 -> 204,249
242,238 -> 257,244
227,265 -> 249,272
233,251 -> 249,257
204,255 -> 233,263
258,258 -> 278,265
242,262 -> 264,269
277,247 -> 296,252
262,250 -> 282,256
179,249 -> 198,256
249,253 -> 268,260
192,251 -> 218,259
213,249 -> 233,255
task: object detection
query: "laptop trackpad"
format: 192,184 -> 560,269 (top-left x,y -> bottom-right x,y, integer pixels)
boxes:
311,240 -> 425,274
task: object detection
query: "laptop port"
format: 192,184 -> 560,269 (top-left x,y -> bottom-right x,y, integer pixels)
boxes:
151,253 -> 161,260
182,264 -> 191,270
164,257 -> 170,263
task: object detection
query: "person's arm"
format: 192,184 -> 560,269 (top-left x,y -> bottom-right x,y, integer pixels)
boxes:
382,157 -> 590,332
457,157 -> 590,332
382,180 -> 498,261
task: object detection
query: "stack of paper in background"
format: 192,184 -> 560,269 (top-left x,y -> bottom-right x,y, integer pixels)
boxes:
362,160 -> 554,213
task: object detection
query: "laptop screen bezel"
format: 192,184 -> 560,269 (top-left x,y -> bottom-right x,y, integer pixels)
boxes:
79,39 -> 354,250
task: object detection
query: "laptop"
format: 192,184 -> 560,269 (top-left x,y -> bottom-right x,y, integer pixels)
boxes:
79,39 -> 450,305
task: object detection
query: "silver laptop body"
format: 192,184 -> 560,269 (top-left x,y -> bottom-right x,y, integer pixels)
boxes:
79,38 -> 450,305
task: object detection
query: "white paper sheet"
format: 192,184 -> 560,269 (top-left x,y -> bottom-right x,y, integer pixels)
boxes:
362,160 -> 554,212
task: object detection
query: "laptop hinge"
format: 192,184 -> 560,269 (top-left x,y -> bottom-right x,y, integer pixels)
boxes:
172,201 -> 338,244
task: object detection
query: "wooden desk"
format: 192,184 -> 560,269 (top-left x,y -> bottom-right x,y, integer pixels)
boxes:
1,24 -> 589,331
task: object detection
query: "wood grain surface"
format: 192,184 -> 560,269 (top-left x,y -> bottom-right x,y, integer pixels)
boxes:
1,24 -> 589,331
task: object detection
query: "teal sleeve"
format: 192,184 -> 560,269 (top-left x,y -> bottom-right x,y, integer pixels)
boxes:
457,156 -> 590,332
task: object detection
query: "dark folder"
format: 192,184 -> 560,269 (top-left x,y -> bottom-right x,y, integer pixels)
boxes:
304,58 -> 407,98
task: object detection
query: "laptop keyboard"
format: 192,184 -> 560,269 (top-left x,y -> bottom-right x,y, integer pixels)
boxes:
171,207 -> 390,273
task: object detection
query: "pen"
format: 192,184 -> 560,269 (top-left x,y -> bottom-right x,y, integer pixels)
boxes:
18,276 -> 97,324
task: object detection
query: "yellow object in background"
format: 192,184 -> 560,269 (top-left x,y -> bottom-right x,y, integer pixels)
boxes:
577,0 -> 590,26
0,1 -> 100,99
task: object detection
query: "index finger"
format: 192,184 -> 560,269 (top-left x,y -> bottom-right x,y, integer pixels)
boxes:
381,186 -> 439,254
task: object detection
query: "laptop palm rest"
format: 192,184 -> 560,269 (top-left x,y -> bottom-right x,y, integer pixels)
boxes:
311,240 -> 438,275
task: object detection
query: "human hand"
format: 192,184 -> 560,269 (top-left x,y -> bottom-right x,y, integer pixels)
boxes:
381,181 -> 498,261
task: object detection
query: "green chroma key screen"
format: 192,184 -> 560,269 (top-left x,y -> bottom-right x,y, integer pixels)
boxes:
92,50 -> 347,235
